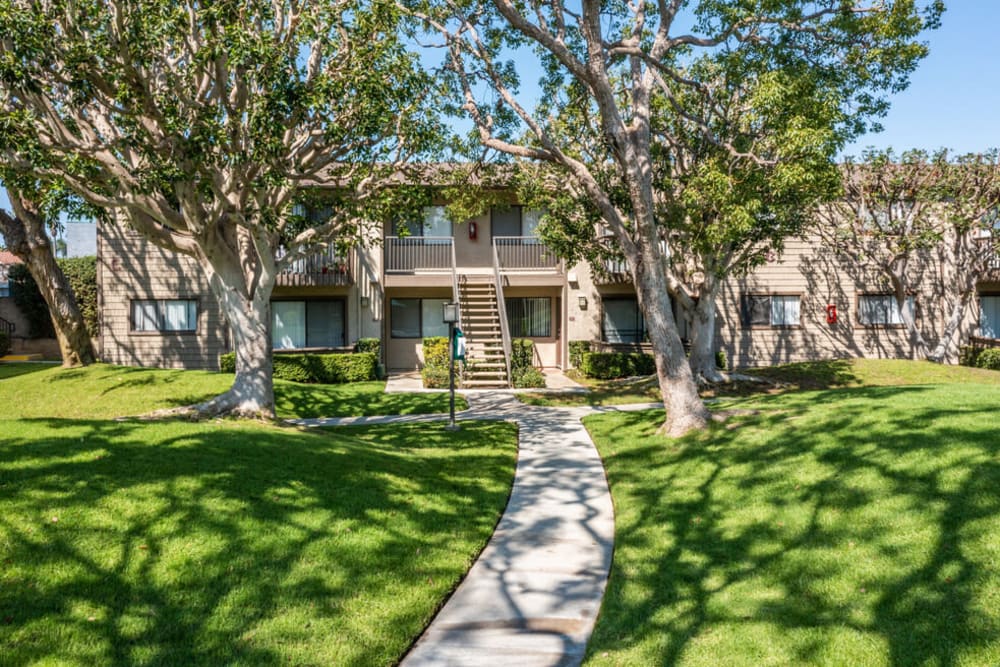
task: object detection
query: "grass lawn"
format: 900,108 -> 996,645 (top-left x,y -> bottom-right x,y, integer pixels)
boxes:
519,359 -> 1000,407
583,377 -> 1000,666
0,363 -> 464,419
0,364 -> 512,665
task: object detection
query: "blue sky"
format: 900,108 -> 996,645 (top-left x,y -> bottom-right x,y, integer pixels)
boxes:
1,2 -> 996,218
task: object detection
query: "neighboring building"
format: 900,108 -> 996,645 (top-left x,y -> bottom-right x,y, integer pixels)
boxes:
95,190 -> 1000,382
0,250 -> 25,339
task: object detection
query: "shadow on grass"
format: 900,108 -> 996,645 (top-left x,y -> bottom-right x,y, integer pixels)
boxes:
0,418 -> 514,665
0,363 -> 60,381
274,381 -> 463,419
586,384 -> 1000,666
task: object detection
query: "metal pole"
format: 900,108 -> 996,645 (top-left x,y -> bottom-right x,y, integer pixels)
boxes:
447,320 -> 458,431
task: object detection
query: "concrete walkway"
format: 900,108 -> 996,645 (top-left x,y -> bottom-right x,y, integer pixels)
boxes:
288,392 -> 620,666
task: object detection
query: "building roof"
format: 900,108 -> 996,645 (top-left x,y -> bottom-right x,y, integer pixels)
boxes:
0,250 -> 23,266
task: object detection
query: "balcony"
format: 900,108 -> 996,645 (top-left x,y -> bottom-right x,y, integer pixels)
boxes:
276,247 -> 354,287
493,236 -> 561,272
384,236 -> 454,273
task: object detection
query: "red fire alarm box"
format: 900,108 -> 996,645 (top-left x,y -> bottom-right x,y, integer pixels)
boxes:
468,221 -> 478,240
826,304 -> 838,324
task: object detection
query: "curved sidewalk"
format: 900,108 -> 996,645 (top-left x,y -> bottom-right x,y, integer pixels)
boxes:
289,393 -> 616,666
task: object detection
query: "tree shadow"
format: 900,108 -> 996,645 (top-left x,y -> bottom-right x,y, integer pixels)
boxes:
0,363 -> 58,380
0,418 -> 516,666
585,385 -> 1000,666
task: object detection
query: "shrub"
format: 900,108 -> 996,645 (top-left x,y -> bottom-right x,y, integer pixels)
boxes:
959,346 -> 982,368
7,256 -> 99,339
8,264 -> 52,338
421,336 -> 451,388
355,337 -> 380,356
569,340 -> 591,368
512,366 -> 546,388
511,338 -> 534,372
59,256 -> 99,337
218,352 -> 377,383
975,348 -> 1000,371
715,349 -> 728,370
579,351 -> 656,380
0,331 -> 9,357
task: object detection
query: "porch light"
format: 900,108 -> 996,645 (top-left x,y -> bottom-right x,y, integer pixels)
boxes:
578,296 -> 588,310
443,302 -> 460,324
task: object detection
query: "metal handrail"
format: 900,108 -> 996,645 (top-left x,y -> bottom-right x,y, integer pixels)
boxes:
450,242 -> 462,332
0,316 -> 13,336
492,236 -> 561,272
491,242 -> 513,388
384,236 -> 454,273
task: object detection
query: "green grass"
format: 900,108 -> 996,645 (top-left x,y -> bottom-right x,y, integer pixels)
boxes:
0,364 -> 513,665
519,359 -> 1000,407
583,380 -> 1000,666
0,363 -> 464,419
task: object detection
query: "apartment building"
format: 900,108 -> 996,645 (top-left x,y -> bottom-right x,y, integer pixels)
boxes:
96,195 -> 1000,381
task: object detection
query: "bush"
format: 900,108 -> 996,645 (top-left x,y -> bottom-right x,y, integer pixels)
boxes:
511,338 -> 534,372
218,351 -> 377,383
569,340 -> 591,368
0,331 -> 9,357
579,351 -> 656,380
715,349 -> 728,370
959,346 -> 982,368
512,366 -> 546,388
355,337 -> 380,356
7,256 -> 99,339
421,336 -> 452,388
975,348 -> 1000,371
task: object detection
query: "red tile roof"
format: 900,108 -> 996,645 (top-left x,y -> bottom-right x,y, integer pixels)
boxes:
0,250 -> 23,265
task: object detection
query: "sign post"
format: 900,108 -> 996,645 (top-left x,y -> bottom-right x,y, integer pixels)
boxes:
443,302 -> 460,431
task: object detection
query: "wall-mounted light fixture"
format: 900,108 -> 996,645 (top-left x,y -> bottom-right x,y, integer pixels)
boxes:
359,296 -> 370,308
442,302 -> 460,324
578,295 -> 588,310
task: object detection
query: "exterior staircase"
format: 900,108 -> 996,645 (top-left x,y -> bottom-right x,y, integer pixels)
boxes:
458,275 -> 510,388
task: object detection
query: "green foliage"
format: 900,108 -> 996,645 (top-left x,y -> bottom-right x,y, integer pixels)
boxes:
715,349 -> 728,371
8,264 -> 51,338
0,331 -> 10,356
512,366 -> 546,389
421,336 -> 451,388
580,352 -> 656,380
975,349 -> 1000,371
219,352 -> 376,384
959,346 -> 982,368
569,340 -> 591,369
509,338 -> 545,388
354,337 -> 381,356
57,256 -> 98,337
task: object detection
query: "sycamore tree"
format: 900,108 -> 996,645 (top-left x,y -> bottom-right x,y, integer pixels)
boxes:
0,185 -> 96,366
816,148 -> 1000,362
413,0 -> 941,435
0,0 -> 442,417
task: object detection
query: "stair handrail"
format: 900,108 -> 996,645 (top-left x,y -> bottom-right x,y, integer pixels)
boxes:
491,242 -> 513,388
0,316 -> 13,336
450,241 -> 463,332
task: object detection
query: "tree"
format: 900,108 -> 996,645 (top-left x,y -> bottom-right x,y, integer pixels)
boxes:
0,0 -> 441,417
0,190 -> 95,366
817,148 -> 1000,362
415,0 -> 940,435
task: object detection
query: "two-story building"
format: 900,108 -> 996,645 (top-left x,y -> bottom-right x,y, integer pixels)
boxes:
96,189 -> 1000,382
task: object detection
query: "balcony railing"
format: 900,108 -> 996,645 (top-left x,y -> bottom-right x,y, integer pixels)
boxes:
275,246 -> 353,287
384,236 -> 454,273
493,236 -> 561,272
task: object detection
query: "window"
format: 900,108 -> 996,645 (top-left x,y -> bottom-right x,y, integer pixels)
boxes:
603,298 -> 645,343
858,294 -> 914,326
0,281 -> 8,298
390,298 -> 450,338
980,295 -> 1000,339
506,297 -> 551,337
398,207 -> 451,244
272,299 -> 345,349
741,294 -> 800,327
132,299 -> 198,332
491,206 -> 544,243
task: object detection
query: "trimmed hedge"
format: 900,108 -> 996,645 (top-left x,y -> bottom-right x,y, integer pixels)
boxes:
421,336 -> 451,388
0,331 -> 9,357
959,346 -> 982,368
976,348 -> 1000,371
219,351 -> 376,383
355,337 -> 380,356
511,338 -> 545,388
569,340 -> 591,368
579,351 -> 656,380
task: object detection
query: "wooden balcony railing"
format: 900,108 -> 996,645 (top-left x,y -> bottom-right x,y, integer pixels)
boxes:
493,236 -> 561,272
384,236 -> 454,273
275,246 -> 353,287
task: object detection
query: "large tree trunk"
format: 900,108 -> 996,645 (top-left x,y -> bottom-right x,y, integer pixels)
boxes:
633,250 -> 710,437
0,192 -> 95,367
687,277 -> 725,383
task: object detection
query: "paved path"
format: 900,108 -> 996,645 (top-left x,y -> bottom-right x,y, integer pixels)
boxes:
289,392 -> 633,666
